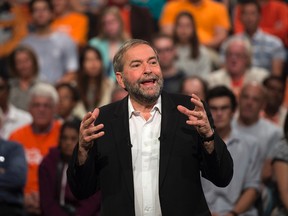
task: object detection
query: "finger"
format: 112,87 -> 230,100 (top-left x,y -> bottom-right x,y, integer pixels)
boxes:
81,112 -> 97,129
191,93 -> 201,101
186,119 -> 205,127
85,124 -> 104,136
83,131 -> 105,144
191,94 -> 204,111
177,105 -> 194,117
92,108 -> 100,119
82,111 -> 92,122
190,110 -> 203,119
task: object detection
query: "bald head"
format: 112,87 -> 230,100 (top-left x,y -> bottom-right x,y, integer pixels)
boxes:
238,82 -> 266,125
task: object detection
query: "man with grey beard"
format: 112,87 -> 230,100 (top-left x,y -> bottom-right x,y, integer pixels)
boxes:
67,39 -> 233,216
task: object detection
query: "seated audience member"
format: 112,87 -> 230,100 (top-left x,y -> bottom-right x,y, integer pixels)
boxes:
230,0 -> 286,76
39,119 -> 101,216
8,45 -> 40,111
262,75 -> 287,128
69,0 -> 106,40
0,138 -> 27,216
89,6 -> 129,79
233,0 -> 288,47
180,75 -> 208,101
56,83 -> 85,121
209,37 -> 269,98
159,0 -> 230,50
203,86 -> 261,216
129,0 -> 165,32
108,0 -> 154,41
271,113 -> 288,216
22,0 -> 78,85
173,12 -> 212,78
77,46 -> 115,112
232,82 -> 283,182
0,74 -> 32,140
9,83 -> 61,216
0,1 -> 28,59
151,33 -> 185,94
111,84 -> 128,103
51,0 -> 88,47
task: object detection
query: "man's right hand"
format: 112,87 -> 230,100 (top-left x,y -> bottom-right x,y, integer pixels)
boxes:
78,108 -> 105,165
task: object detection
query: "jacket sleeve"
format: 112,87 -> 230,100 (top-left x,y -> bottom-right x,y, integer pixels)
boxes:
199,101 -> 234,187
67,142 -> 100,200
0,142 -> 27,189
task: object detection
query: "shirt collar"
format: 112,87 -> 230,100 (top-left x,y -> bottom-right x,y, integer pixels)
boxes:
225,127 -> 241,146
243,28 -> 262,40
128,95 -> 162,118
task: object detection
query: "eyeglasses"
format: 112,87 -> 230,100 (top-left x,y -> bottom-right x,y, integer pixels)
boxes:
31,102 -> 53,109
225,52 -> 247,59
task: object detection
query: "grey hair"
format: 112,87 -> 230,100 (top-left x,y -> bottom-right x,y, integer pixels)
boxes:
224,36 -> 253,67
113,39 -> 159,73
28,82 -> 59,105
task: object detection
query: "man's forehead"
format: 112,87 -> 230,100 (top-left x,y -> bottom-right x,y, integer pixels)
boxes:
124,44 -> 157,61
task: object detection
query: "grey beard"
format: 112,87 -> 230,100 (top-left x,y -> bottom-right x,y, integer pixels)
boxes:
123,76 -> 163,105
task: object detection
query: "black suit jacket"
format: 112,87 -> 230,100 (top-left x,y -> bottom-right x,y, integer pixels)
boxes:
67,92 -> 233,216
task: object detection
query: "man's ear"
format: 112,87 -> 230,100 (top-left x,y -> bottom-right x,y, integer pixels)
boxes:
115,72 -> 125,89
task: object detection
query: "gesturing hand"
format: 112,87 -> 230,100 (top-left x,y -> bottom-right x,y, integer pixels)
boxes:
177,94 -> 213,138
78,108 -> 105,165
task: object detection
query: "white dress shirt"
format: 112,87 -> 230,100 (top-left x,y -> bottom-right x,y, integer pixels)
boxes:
128,96 -> 162,216
0,104 -> 32,139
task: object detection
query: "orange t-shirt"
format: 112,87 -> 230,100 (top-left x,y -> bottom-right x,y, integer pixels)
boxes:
233,1 -> 288,46
51,12 -> 88,46
0,5 -> 28,57
159,0 -> 230,44
231,76 -> 244,99
9,121 -> 62,194
120,7 -> 131,37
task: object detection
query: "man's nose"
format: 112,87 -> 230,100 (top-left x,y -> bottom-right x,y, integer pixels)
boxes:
143,63 -> 152,73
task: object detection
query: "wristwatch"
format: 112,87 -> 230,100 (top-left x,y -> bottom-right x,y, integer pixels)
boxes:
201,129 -> 215,142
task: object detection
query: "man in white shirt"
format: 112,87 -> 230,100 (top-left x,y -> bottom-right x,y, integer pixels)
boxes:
67,39 -> 233,216
0,74 -> 32,139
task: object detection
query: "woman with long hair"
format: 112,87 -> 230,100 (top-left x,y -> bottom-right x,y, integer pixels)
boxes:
39,119 -> 101,215
89,6 -> 129,79
173,12 -> 212,79
77,46 -> 115,112
8,45 -> 40,111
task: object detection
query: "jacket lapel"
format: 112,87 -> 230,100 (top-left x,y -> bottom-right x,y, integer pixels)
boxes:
111,97 -> 134,201
159,92 -> 180,187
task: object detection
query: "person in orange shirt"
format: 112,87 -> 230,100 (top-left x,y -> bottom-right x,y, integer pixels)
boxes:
233,0 -> 288,47
9,83 -> 62,216
159,0 -> 230,50
50,0 -> 88,47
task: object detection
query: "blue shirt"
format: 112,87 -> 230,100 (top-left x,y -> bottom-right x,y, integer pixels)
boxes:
201,128 -> 261,216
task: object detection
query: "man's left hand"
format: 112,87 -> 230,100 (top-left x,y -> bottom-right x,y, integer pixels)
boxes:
177,94 -> 214,138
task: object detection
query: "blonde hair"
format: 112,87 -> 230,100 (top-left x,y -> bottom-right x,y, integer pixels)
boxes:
98,6 -> 130,41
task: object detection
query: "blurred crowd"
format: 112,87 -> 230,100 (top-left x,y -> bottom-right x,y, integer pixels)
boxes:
0,0 -> 287,215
